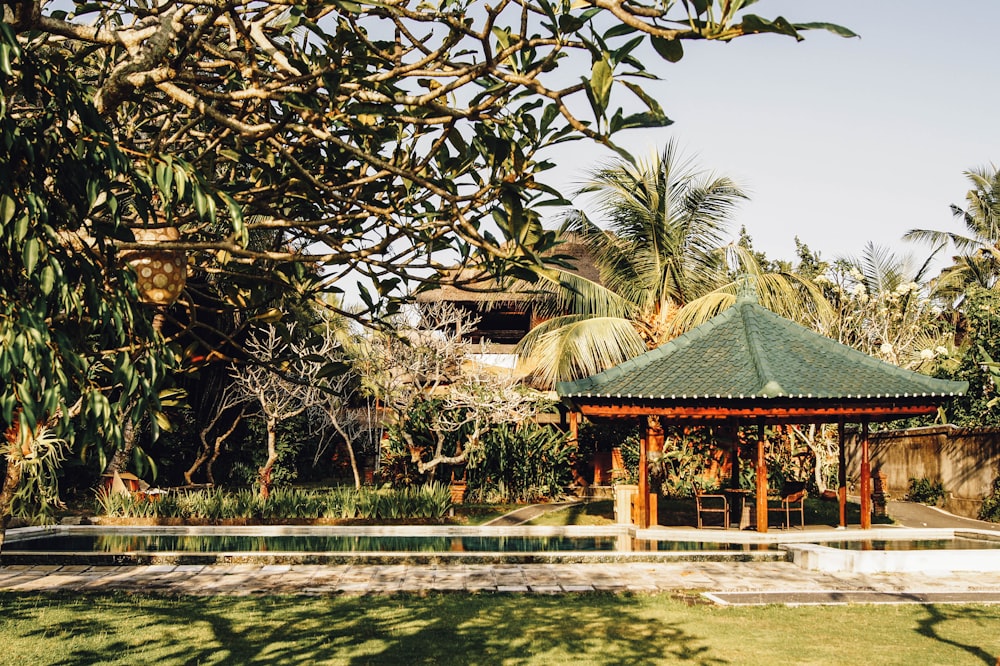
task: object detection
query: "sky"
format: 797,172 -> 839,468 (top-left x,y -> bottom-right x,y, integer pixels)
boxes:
542,0 -> 1000,270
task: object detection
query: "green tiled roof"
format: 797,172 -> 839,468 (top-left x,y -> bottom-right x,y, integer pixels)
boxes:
556,297 -> 968,401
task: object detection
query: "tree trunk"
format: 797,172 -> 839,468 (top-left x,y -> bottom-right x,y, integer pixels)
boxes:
184,447 -> 211,486
259,418 -> 279,498
0,457 -> 24,553
103,413 -> 141,477
346,439 -> 361,490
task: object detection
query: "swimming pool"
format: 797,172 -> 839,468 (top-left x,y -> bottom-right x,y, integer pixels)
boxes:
6,525 -> 999,572
1,525 -> 786,565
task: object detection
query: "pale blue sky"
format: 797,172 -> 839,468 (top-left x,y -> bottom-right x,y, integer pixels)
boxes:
545,0 -> 1000,268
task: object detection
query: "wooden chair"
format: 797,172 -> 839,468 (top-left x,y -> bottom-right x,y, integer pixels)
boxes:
768,481 -> 807,529
693,483 -> 730,529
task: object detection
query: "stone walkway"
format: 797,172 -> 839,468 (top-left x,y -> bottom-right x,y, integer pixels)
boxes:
3,501 -> 1000,604
3,559 -> 1000,604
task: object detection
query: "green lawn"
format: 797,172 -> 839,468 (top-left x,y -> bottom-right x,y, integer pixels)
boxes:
2,592 -> 997,665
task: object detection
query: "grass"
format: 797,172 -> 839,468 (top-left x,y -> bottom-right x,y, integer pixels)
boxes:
527,499 -> 616,526
1,591 -> 997,665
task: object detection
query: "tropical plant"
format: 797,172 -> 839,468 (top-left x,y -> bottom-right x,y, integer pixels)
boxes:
906,477 -> 946,506
905,165 -> 1000,297
516,142 -> 828,385
979,477 -> 1000,522
811,243 -> 955,372
465,422 -> 576,503
93,485 -> 453,521
1,1 -> 852,541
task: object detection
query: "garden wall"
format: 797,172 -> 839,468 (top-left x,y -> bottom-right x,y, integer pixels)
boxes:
845,425 -> 1000,518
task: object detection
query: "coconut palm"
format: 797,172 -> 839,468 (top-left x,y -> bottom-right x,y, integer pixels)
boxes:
905,165 -> 1000,299
516,141 -> 827,386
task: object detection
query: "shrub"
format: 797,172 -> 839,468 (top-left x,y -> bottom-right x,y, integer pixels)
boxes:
906,477 -> 946,506
93,484 -> 452,522
979,477 -> 1000,522
465,423 -> 576,503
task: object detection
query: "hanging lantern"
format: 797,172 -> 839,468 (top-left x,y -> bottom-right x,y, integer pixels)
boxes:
122,226 -> 187,306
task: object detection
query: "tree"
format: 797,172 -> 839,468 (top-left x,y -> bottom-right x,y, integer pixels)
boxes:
3,2 -> 855,314
812,242 -> 953,372
515,142 -> 827,385
0,1 -> 852,538
0,29 -> 174,547
905,165 -> 1000,300
362,303 -> 543,480
229,322 -> 327,497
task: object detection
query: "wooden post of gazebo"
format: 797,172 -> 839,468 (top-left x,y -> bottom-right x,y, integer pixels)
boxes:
860,418 -> 872,529
838,419 -> 847,528
755,420 -> 768,533
727,424 -> 740,489
638,419 -> 650,528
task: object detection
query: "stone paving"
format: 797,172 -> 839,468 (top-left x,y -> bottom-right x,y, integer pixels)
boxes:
3,560 -> 1000,604
3,501 -> 1000,605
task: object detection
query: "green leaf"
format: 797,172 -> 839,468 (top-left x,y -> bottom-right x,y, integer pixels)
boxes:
22,238 -> 39,273
14,212 -> 29,242
650,36 -> 684,63
153,410 -> 172,432
0,195 -> 14,226
740,15 -> 802,41
0,43 -> 11,76
39,265 -> 55,296
589,57 -> 613,115
794,22 -> 859,39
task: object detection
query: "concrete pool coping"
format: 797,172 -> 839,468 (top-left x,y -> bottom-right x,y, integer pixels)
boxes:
5,524 -> 1000,572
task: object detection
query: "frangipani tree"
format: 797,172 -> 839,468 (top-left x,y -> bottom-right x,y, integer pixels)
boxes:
813,242 -> 954,372
362,304 -> 543,480
0,0 -> 852,536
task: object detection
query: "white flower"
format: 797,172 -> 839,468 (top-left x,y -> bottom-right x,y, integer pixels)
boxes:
880,342 -> 894,356
851,284 -> 867,297
935,346 -> 949,356
919,348 -> 935,360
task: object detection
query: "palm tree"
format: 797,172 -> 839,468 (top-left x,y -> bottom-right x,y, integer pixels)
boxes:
905,165 -> 1000,300
516,141 -> 827,386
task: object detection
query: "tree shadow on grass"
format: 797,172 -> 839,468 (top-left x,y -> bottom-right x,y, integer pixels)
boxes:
0,591 -> 727,666
914,603 -> 1000,665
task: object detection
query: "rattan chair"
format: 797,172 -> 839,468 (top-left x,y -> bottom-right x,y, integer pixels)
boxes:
693,482 -> 730,529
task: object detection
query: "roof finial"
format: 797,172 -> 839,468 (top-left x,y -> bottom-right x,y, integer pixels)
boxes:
736,273 -> 758,304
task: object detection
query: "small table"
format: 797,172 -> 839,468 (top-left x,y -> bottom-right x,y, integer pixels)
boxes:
723,489 -> 752,530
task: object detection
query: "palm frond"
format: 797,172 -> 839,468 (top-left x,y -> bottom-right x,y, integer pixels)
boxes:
516,316 -> 647,386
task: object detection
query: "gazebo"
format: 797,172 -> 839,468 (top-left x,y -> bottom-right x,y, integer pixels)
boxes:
556,293 -> 968,531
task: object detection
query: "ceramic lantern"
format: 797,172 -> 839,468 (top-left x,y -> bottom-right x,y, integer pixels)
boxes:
123,226 -> 187,306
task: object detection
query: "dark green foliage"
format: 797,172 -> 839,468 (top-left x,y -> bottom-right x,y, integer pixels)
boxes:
0,25 -> 174,519
95,484 -> 452,522
979,476 -> 1000,522
906,477 -> 946,506
465,422 -> 576,503
940,288 -> 1000,427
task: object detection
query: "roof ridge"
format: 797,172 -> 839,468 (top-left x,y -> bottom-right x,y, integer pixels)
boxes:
741,302 -> 785,397
747,302 -> 965,393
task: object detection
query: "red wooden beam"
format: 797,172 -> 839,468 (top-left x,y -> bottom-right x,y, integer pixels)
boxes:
568,402 -> 941,422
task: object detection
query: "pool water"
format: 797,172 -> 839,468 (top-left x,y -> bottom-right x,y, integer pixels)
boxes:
6,532 -> 776,554
818,537 -> 1000,551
